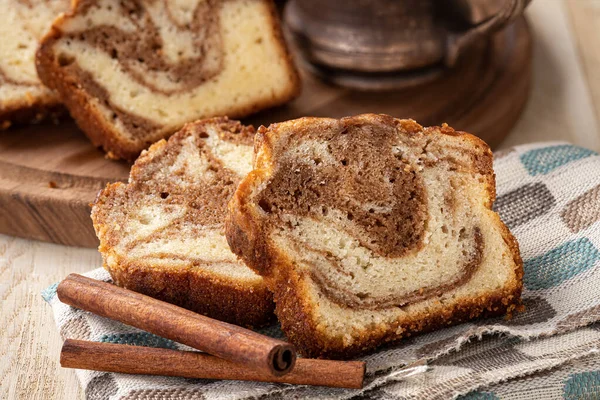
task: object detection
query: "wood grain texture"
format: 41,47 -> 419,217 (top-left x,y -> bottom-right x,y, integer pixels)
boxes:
0,17 -> 532,248
0,234 -> 93,400
0,120 -> 130,247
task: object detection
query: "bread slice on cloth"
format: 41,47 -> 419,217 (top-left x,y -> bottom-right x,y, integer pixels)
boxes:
36,0 -> 300,160
226,113 -> 523,357
1,0 -> 68,128
92,117 -> 274,327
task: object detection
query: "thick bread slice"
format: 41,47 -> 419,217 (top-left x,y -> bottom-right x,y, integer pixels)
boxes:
1,0 -> 68,128
36,0 -> 300,160
92,117 -> 274,327
226,114 -> 523,358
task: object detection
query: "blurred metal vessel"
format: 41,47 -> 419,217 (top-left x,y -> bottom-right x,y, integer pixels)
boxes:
284,0 -> 530,90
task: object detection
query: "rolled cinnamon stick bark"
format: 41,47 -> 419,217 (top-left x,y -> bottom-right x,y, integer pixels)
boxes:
57,274 -> 296,376
61,340 -> 365,389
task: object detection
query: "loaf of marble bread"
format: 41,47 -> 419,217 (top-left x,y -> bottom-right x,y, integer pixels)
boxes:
36,0 -> 300,161
91,117 -> 274,327
1,0 -> 69,128
226,114 -> 523,358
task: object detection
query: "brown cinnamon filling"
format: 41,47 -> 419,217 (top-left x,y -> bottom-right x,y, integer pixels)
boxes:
257,120 -> 427,258
257,117 -> 486,309
308,228 -> 484,310
62,63 -> 162,139
116,120 -> 254,252
0,68 -> 41,88
50,0 -> 225,137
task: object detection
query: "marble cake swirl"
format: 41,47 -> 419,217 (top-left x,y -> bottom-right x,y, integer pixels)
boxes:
36,0 -> 300,160
91,117 -> 274,327
1,0 -> 68,127
226,114 -> 523,358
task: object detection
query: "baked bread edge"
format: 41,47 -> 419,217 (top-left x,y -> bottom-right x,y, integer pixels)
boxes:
91,117 -> 276,328
226,113 -> 523,357
35,0 -> 301,161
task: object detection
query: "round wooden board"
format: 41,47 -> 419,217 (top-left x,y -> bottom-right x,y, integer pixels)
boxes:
0,17 -> 531,248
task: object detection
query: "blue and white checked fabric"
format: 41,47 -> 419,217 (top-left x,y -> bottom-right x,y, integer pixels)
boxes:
44,142 -> 600,400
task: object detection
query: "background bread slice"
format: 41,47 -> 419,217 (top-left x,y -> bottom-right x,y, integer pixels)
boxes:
36,0 -> 300,160
1,0 -> 68,128
226,113 -> 523,358
92,117 -> 274,327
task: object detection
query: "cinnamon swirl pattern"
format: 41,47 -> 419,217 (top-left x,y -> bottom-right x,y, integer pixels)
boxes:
1,0 -> 68,126
36,0 -> 300,160
226,114 -> 523,358
91,118 -> 274,327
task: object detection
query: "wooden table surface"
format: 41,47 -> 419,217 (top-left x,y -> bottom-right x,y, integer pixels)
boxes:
2,1 -> 600,399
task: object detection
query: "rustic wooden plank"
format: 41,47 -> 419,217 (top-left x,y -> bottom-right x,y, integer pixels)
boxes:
0,121 -> 130,247
0,235 -> 95,399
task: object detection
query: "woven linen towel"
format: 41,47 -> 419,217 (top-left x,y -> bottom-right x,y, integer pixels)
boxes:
43,142 -> 600,400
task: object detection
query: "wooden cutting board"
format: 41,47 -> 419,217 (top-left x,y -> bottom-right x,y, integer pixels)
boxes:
0,17 -> 532,248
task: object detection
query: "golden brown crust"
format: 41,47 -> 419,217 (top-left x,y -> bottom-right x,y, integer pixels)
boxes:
272,267 -> 521,359
0,0 -> 69,129
35,0 -> 301,161
226,113 -> 523,358
37,36 -> 137,159
92,117 -> 275,327
36,11 -> 142,159
102,249 -> 275,328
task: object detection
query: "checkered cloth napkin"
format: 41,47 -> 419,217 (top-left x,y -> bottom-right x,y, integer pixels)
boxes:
43,142 -> 600,399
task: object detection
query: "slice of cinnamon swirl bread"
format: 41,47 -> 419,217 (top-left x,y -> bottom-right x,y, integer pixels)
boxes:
226,114 -> 523,358
36,0 -> 300,160
1,0 -> 68,127
92,117 -> 274,327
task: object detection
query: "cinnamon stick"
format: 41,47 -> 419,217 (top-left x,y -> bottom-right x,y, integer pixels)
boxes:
57,274 -> 296,376
61,340 -> 365,389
